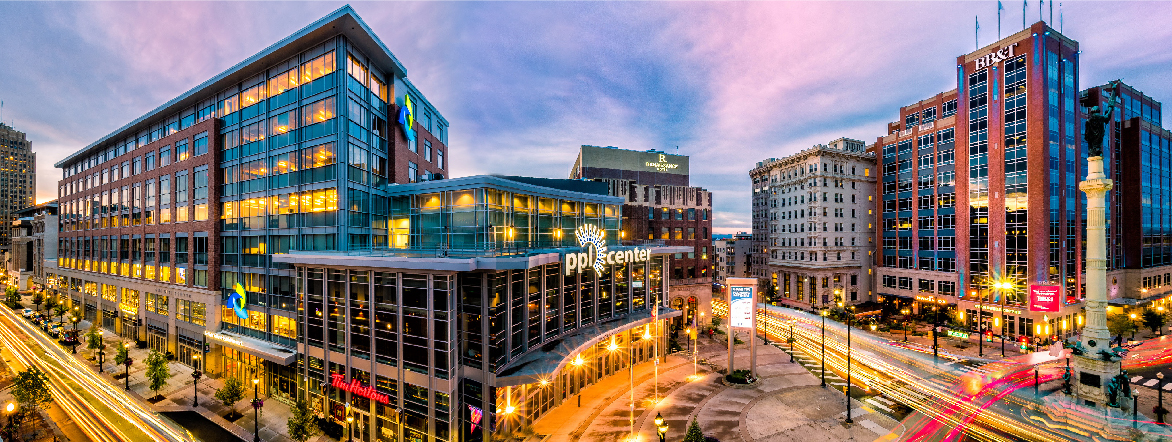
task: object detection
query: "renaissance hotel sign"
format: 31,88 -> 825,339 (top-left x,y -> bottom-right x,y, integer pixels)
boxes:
577,145 -> 690,176
565,225 -> 650,276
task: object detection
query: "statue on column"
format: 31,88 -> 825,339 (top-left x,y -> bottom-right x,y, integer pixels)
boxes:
1082,80 -> 1122,158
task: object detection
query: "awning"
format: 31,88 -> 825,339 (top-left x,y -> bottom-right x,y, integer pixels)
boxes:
204,331 -> 296,365
493,306 -> 682,387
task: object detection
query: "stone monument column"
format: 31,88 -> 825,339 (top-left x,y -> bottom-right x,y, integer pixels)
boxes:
1079,156 -> 1112,347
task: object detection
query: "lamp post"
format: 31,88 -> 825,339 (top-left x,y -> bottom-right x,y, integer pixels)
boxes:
192,355 -> 202,407
1130,313 -> 1138,340
654,412 -> 668,442
977,289 -> 984,357
572,354 -> 585,407
789,322 -> 795,363
97,330 -> 105,372
123,351 -> 133,390
3,402 -> 14,441
252,378 -> 261,442
933,303 -> 941,363
845,307 -> 853,425
820,309 -> 827,388
900,308 -> 909,342
346,413 -> 355,442
70,316 -> 80,353
1159,372 -> 1167,424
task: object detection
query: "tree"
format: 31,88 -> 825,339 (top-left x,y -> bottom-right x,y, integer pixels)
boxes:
31,291 -> 43,312
287,396 -> 321,442
144,350 -> 171,400
11,367 -> 52,413
215,376 -> 247,419
52,302 -> 67,325
4,286 -> 19,308
114,342 -> 130,366
85,323 -> 103,351
683,418 -> 705,442
1108,313 -> 1138,339
1142,309 -> 1167,335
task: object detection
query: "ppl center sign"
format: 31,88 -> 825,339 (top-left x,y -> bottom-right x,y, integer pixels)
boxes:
1029,284 -> 1061,312
564,225 -> 650,276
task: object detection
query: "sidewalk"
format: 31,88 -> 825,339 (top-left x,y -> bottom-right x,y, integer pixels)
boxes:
12,291 -> 331,442
530,334 -> 899,441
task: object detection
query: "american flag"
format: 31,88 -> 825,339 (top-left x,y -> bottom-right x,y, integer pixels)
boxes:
469,405 -> 483,432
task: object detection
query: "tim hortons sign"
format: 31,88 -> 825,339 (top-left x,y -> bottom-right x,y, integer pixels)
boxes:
974,44 -> 1016,70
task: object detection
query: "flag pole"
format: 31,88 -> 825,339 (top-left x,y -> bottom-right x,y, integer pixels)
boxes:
1023,0 -> 1027,29
975,16 -> 979,50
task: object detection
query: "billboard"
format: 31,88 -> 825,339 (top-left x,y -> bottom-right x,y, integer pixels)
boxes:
729,285 -> 755,328
1029,284 -> 1061,312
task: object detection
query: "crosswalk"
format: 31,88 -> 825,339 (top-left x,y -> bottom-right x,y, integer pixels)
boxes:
1131,375 -> 1172,390
778,344 -> 903,417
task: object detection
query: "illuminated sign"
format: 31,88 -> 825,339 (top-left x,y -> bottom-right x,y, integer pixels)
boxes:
728,284 -> 755,328
974,44 -> 1016,70
229,283 -> 249,320
947,330 -> 969,339
644,154 -> 680,173
398,94 -> 416,142
1029,284 -> 1061,312
330,373 -> 390,404
204,331 -> 244,346
564,225 -> 650,275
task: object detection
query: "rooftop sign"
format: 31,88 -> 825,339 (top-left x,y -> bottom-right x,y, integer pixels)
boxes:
565,225 -> 650,275
974,44 -> 1017,70
578,145 -> 690,176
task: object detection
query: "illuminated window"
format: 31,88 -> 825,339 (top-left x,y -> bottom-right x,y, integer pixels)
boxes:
268,67 -> 299,97
301,51 -> 336,84
194,204 -> 208,221
219,94 -> 239,116
240,83 -> 266,109
301,97 -> 336,127
301,142 -> 336,168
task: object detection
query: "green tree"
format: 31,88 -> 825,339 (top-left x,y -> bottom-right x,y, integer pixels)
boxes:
52,302 -> 68,325
4,286 -> 19,308
286,396 -> 321,442
215,376 -> 247,419
683,418 -> 705,442
85,322 -> 105,356
1142,309 -> 1168,335
11,367 -> 52,412
114,342 -> 130,366
144,349 -> 171,400
1108,313 -> 1138,339
31,291 -> 43,312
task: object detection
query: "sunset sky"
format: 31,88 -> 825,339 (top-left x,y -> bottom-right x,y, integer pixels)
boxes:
1,1 -> 1170,233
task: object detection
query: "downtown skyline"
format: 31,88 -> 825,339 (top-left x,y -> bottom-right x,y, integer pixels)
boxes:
1,1 -> 1171,234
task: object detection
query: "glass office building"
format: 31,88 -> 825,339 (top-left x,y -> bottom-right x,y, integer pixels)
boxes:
276,175 -> 686,442
52,5 -> 448,406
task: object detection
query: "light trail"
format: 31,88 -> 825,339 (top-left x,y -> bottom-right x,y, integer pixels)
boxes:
0,307 -> 192,441
732,301 -> 1088,441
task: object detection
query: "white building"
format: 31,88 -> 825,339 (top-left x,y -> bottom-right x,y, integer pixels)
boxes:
750,138 -> 876,309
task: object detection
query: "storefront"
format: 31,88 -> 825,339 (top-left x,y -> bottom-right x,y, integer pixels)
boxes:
176,327 -> 205,369
145,318 -> 169,354
205,329 -> 298,398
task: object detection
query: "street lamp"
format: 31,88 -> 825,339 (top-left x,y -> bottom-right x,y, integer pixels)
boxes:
3,402 -> 14,441
933,304 -> 940,363
192,355 -> 202,407
1130,313 -> 1138,340
252,378 -> 261,442
820,309 -> 827,388
977,289 -> 984,357
346,412 -> 355,442
1159,372 -> 1167,424
123,342 -> 133,390
654,412 -> 668,442
97,330 -> 105,372
845,307 -> 853,425
900,308 -> 910,342
571,354 -> 585,407
69,316 -> 80,354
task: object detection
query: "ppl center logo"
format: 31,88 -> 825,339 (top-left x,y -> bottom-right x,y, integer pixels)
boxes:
575,224 -> 608,274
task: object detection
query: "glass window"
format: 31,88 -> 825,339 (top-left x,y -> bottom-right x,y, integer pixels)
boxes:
176,139 -> 189,162
193,132 -> 208,157
301,142 -> 336,168
301,51 -> 336,84
159,146 -> 171,167
301,97 -> 336,126
268,67 -> 299,97
240,83 -> 266,109
220,94 -> 239,117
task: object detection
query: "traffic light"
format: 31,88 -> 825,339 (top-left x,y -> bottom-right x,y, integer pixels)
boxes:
985,330 -> 993,342
1019,336 -> 1028,350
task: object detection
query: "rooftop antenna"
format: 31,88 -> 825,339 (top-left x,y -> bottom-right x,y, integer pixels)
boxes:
676,145 -> 679,155
1060,3 -> 1063,33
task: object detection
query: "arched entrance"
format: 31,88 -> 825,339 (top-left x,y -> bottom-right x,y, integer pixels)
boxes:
671,297 -> 685,329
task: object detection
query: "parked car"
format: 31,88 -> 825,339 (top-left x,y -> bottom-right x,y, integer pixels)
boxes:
22,308 -> 35,318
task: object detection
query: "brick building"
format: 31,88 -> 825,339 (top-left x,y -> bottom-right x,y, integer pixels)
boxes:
570,145 -> 714,326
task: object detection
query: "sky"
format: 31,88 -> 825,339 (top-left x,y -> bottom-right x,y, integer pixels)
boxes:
1,1 -> 1170,234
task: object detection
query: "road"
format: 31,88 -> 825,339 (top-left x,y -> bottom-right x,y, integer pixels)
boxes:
0,306 -> 193,442
752,305 -> 1089,442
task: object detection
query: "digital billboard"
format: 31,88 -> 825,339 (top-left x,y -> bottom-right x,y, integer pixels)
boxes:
1029,284 -> 1061,312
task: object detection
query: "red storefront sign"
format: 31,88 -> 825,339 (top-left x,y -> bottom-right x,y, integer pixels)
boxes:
1029,285 -> 1061,312
330,373 -> 390,404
